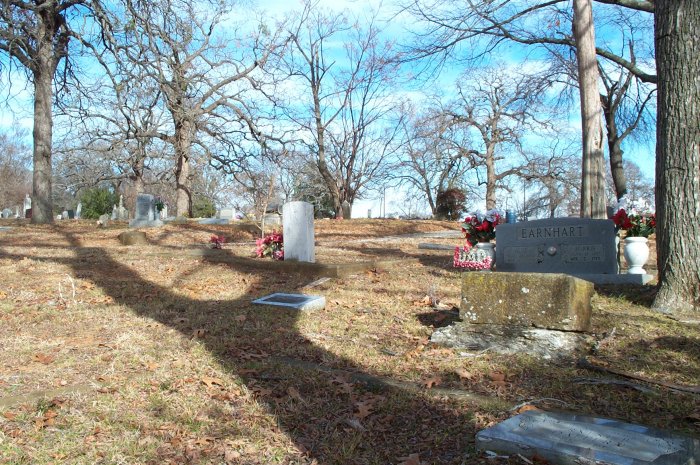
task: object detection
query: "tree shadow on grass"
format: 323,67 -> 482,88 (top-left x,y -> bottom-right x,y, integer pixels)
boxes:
12,228 -> 483,465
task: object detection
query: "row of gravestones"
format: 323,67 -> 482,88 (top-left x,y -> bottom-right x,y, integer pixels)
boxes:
0,196 -> 83,220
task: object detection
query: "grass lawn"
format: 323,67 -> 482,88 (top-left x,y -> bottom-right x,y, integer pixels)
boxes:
0,219 -> 697,465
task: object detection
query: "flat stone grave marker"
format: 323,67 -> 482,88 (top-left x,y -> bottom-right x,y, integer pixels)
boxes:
252,293 -> 325,311
476,410 -> 700,465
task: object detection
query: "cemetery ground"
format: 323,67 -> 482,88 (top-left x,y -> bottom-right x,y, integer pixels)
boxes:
0,219 -> 697,465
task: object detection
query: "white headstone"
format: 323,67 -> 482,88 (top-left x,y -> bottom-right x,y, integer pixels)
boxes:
111,204 -> 118,220
75,202 -> 82,219
282,201 -> 315,262
1,208 -> 11,219
13,206 -> 19,218
23,194 -> 31,218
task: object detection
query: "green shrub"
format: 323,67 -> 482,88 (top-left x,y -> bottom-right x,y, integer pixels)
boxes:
193,195 -> 216,218
80,188 -> 118,219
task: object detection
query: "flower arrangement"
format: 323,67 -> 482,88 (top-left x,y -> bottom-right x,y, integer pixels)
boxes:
255,230 -> 284,260
154,196 -> 165,212
453,244 -> 493,270
210,235 -> 226,249
460,209 -> 504,245
612,209 -> 656,238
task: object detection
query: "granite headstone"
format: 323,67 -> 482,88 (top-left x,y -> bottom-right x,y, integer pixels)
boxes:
282,201 -> 315,262
129,194 -> 164,228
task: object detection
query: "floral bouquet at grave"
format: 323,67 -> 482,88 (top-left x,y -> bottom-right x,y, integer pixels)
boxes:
255,230 -> 284,260
210,235 -> 226,249
154,196 -> 165,212
453,243 -> 493,270
460,208 -> 504,246
611,198 -> 656,238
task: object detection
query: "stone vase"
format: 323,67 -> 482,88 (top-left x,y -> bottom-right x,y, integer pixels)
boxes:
623,237 -> 649,274
475,241 -> 496,267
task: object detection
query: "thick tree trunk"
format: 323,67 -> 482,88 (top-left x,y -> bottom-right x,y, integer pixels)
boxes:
573,0 -> 607,218
174,120 -> 194,217
31,65 -> 54,224
653,0 -> 700,314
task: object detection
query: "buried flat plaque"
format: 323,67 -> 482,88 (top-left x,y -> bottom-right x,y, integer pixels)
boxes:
252,293 -> 326,311
476,410 -> 700,464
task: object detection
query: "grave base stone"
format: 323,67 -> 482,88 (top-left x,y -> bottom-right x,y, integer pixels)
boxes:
476,410 -> 700,465
460,272 -> 593,332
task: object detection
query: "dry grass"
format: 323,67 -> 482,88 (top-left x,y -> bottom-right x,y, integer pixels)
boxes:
0,219 -> 697,465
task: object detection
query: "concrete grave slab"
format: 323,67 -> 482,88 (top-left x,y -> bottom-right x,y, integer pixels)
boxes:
460,272 -> 593,331
476,410 -> 700,465
496,218 -> 617,275
198,218 -> 229,225
252,293 -> 325,311
418,243 -> 456,251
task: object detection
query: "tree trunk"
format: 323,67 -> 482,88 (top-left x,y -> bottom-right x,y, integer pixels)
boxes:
174,120 -> 194,217
31,64 -> 54,224
653,0 -> 700,314
573,0 -> 607,218
485,147 -> 496,210
602,98 -> 627,200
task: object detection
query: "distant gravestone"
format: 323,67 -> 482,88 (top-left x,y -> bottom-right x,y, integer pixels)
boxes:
13,206 -> 19,218
219,208 -> 235,220
118,230 -> 148,245
75,202 -> 82,219
282,201 -> 315,262
496,218 -> 617,274
476,410 -> 700,465
23,195 -> 31,218
97,214 -> 110,227
129,194 -> 164,228
1,208 -> 11,219
66,209 -> 74,219
62,209 -> 69,219
111,204 -> 118,221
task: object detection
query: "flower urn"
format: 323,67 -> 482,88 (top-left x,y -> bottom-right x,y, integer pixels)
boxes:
623,237 -> 649,274
475,242 -> 496,266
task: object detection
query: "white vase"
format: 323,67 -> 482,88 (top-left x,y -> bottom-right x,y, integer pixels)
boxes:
475,242 -> 496,267
623,237 -> 649,274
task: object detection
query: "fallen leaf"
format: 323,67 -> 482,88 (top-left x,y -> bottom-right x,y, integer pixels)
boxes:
423,376 -> 442,389
33,353 -> 55,365
516,404 -> 541,414
287,386 -> 305,403
0,291 -> 6,299
488,371 -> 506,382
354,401 -> 373,419
201,376 -> 224,388
234,315 -> 247,323
455,368 -> 474,380
397,453 -> 422,465
191,329 -> 207,339
3,411 -> 17,420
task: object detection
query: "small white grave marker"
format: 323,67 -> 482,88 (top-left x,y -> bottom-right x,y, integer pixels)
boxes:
282,201 -> 315,262
252,293 -> 325,311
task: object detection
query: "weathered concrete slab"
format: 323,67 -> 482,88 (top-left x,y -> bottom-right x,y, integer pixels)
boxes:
252,293 -> 326,311
430,324 -> 592,359
496,218 -> 617,275
460,272 -> 593,331
476,410 -> 700,465
198,218 -> 229,225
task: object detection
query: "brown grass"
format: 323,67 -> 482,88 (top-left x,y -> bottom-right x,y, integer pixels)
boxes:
0,219 -> 697,465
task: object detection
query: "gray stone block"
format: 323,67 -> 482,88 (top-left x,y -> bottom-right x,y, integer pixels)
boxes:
460,272 -> 593,332
252,293 -> 325,311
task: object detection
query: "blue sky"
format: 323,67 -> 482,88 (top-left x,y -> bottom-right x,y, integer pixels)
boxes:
0,0 -> 657,217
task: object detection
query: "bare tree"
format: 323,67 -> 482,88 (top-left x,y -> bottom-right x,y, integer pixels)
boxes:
0,0 -> 92,223
95,0 -> 283,217
446,67 -> 551,210
0,127 -> 32,208
280,1 -> 401,218
393,106 -> 470,215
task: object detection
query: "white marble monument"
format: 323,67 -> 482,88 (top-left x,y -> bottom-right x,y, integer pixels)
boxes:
282,201 -> 315,262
